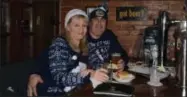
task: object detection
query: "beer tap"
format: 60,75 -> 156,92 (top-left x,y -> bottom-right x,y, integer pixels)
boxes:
155,11 -> 183,72
175,0 -> 187,96
157,11 -> 169,72
175,19 -> 187,97
181,20 -> 187,97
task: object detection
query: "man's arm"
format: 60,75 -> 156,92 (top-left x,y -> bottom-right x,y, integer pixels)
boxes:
27,74 -> 43,96
27,48 -> 49,96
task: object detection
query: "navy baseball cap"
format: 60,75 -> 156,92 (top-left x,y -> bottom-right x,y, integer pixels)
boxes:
89,7 -> 108,20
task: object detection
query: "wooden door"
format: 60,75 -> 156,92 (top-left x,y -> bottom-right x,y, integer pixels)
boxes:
33,1 -> 58,56
0,0 -> 59,66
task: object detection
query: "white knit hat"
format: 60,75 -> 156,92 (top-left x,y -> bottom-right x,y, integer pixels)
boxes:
64,9 -> 88,28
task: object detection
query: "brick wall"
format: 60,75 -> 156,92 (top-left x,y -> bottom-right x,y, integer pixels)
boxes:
60,0 -> 185,59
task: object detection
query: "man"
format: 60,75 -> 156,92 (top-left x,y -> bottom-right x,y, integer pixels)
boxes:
27,6 -> 129,96
87,6 -> 128,70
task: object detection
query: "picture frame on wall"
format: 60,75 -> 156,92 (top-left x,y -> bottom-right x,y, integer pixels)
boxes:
86,7 -> 95,16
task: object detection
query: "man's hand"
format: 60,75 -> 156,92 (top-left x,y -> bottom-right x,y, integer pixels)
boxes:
90,68 -> 109,82
27,74 -> 43,97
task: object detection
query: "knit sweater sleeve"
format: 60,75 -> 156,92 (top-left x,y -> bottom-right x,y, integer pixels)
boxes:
48,38 -> 85,87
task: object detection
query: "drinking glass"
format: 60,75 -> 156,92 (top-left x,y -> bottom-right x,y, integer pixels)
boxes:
111,53 -> 121,65
101,63 -> 113,81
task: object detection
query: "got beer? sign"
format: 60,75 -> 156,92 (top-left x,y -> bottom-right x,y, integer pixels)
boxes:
116,7 -> 147,21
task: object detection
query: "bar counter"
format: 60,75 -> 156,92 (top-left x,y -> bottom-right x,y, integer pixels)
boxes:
69,73 -> 184,97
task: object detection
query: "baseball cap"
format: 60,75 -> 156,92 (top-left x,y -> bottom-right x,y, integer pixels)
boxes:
89,6 -> 108,20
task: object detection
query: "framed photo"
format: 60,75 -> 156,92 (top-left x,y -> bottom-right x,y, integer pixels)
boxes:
86,7 -> 96,16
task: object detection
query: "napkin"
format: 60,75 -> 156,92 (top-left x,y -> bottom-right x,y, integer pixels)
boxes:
64,62 -> 86,92
90,78 -> 102,89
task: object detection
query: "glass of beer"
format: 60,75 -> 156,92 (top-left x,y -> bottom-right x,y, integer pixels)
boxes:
111,53 -> 121,65
101,63 -> 112,80
111,53 -> 121,72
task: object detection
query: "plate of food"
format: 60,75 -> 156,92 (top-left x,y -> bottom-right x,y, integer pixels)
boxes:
113,71 -> 135,83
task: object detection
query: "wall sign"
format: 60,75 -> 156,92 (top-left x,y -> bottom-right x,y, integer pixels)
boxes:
116,7 -> 147,21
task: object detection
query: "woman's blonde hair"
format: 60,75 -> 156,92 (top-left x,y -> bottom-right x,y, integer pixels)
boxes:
65,15 -> 88,55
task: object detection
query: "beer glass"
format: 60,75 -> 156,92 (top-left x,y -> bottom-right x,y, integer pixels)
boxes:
111,53 -> 121,72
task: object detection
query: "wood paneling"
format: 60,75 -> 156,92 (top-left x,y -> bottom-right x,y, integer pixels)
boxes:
1,0 -> 58,65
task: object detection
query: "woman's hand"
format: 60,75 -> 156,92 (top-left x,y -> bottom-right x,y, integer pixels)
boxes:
90,68 -> 109,82
80,69 -> 93,77
27,74 -> 43,97
117,59 -> 125,72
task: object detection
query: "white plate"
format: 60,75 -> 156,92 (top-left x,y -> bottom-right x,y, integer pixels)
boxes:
113,73 -> 135,83
128,65 -> 170,80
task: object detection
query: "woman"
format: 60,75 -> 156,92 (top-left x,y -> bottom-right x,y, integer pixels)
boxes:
27,8 -> 109,97
29,9 -> 97,96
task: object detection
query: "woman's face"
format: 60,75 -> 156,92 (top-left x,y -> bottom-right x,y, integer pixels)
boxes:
66,15 -> 88,41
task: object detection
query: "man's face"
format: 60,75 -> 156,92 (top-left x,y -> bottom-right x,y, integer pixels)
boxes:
89,17 -> 106,39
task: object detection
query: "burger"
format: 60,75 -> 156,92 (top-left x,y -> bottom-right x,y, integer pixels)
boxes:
116,71 -> 129,79
107,63 -> 118,69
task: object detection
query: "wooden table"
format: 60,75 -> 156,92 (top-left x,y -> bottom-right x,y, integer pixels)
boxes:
69,74 -> 185,97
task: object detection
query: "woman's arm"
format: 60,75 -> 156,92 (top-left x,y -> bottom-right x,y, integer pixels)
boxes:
49,38 -> 86,87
